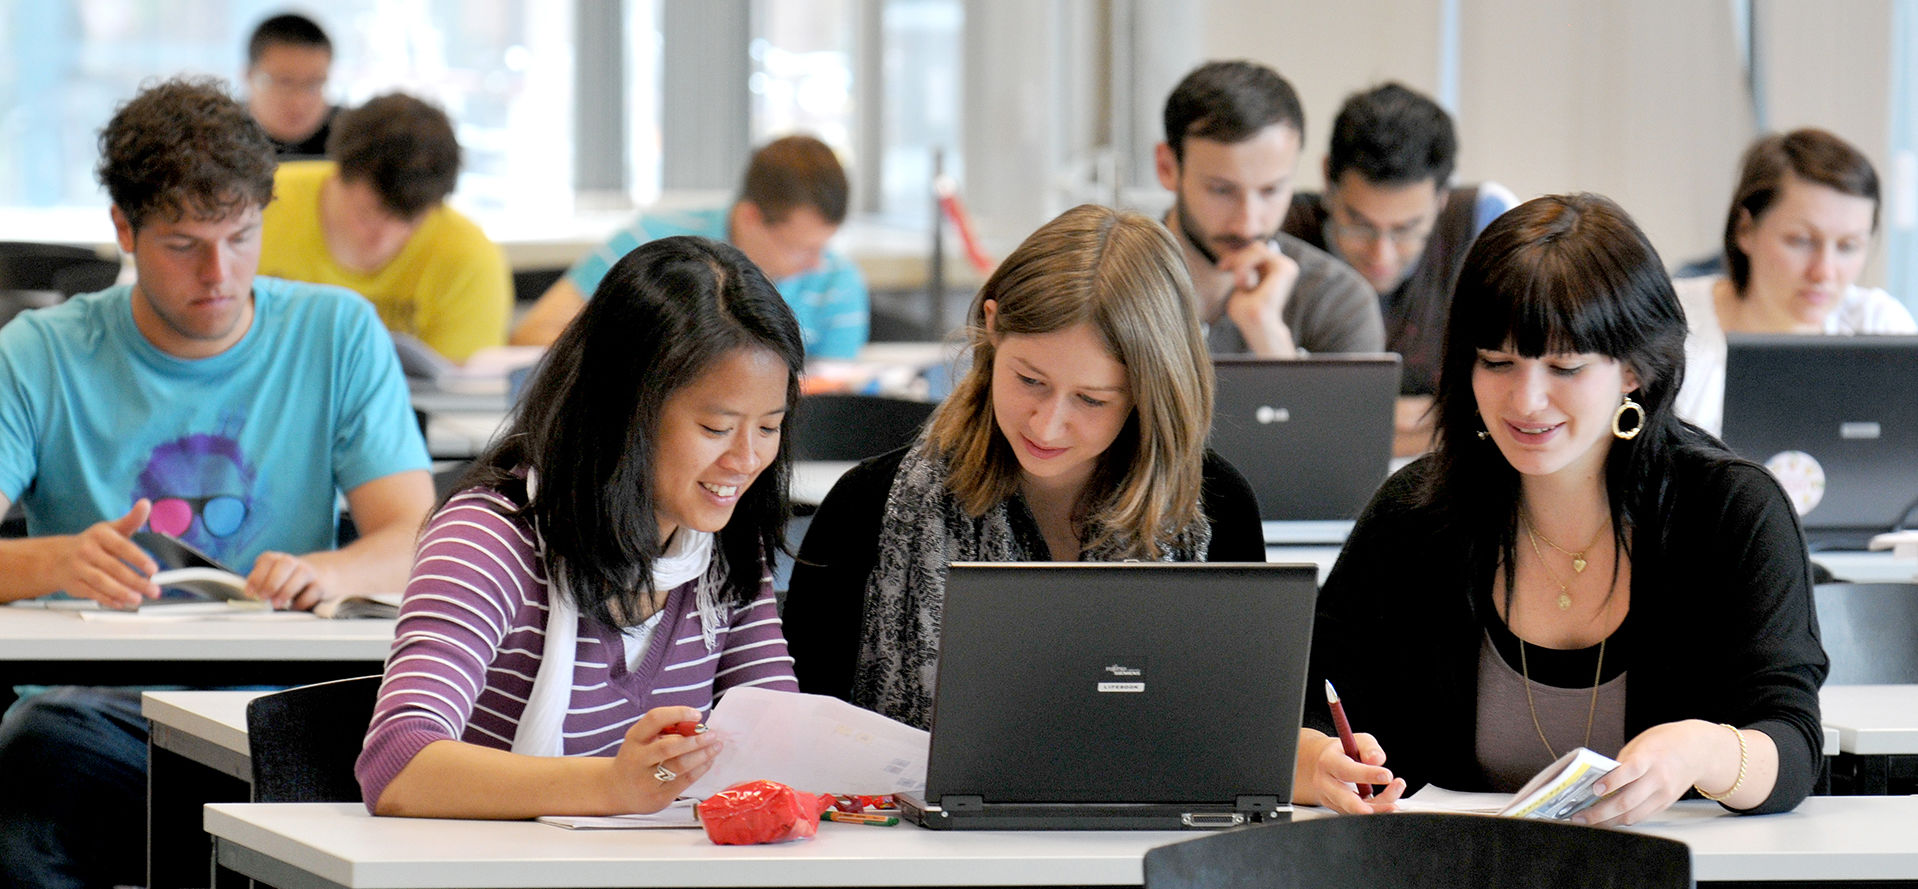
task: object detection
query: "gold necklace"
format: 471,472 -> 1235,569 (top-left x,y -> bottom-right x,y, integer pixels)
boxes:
1518,635 -> 1605,760
1522,518 -> 1577,611
1523,511 -> 1604,574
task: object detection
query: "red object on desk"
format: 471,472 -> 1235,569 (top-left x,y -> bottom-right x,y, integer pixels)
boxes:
696,780 -> 834,846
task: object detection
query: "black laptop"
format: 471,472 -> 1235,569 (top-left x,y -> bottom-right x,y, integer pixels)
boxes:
897,562 -> 1317,830
1209,355 -> 1399,521
1721,335 -> 1918,549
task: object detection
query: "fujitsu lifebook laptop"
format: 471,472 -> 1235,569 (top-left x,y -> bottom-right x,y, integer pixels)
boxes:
897,562 -> 1317,830
1721,334 -> 1918,549
1208,355 -> 1400,522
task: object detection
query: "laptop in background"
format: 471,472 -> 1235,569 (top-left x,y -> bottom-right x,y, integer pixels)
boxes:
1209,355 -> 1399,522
898,562 -> 1317,830
1720,334 -> 1918,549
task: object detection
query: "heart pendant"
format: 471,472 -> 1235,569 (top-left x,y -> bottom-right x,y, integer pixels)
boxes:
1571,556 -> 1587,573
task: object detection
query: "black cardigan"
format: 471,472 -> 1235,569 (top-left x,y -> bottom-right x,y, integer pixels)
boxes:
783,446 -> 1267,702
1302,452 -> 1828,814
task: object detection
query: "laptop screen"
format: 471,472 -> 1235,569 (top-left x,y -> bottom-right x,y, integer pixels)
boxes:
1721,334 -> 1918,543
924,563 -> 1317,808
1209,355 -> 1399,522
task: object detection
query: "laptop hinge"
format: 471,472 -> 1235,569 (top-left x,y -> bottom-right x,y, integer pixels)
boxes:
943,795 -> 986,812
1235,795 -> 1282,813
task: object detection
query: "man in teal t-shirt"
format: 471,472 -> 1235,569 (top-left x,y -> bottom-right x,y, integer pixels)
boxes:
511,134 -> 869,357
0,76 -> 433,889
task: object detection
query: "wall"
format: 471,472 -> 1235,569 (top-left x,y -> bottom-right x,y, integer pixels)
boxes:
1195,0 -> 1897,285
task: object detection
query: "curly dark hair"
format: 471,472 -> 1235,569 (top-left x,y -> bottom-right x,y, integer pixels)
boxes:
96,76 -> 277,232
328,93 -> 460,218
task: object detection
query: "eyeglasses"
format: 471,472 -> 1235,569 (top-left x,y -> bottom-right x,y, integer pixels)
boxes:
149,495 -> 248,538
1326,216 -> 1435,250
250,71 -> 327,97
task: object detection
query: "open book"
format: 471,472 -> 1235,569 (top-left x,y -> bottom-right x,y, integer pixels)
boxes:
1398,747 -> 1621,819
1498,747 -> 1620,819
127,532 -> 399,619
131,532 -> 264,612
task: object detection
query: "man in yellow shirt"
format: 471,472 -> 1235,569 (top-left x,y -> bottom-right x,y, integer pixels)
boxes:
260,93 -> 510,363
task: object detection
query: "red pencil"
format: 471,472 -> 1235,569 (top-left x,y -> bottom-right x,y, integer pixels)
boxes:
662,721 -> 707,737
1324,680 -> 1373,800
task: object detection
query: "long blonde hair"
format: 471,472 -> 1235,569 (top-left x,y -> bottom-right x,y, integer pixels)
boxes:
927,204 -> 1213,558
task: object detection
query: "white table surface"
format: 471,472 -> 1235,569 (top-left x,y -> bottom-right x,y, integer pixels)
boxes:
144,690 -> 268,761
1821,685 -> 1918,755
0,606 -> 396,662
203,796 -> 1918,887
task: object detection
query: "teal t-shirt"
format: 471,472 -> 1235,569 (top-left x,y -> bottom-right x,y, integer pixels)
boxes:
565,205 -> 870,359
0,277 -> 430,573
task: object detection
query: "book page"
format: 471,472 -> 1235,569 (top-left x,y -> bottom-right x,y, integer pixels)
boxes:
1498,747 -> 1620,819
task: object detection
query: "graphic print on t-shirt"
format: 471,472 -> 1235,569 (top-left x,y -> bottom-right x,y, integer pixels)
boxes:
132,430 -> 259,563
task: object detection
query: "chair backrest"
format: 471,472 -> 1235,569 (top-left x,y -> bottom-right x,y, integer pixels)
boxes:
246,674 -> 383,803
0,241 -> 121,294
1144,813 -> 1692,889
789,393 -> 938,462
1813,582 -> 1918,684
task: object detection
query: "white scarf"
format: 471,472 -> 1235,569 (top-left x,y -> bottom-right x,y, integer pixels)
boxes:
511,469 -> 717,757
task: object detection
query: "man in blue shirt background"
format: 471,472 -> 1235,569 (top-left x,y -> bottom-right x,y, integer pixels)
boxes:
511,134 -> 869,358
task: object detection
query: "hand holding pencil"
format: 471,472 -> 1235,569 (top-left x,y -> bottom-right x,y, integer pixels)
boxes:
1308,681 -> 1405,813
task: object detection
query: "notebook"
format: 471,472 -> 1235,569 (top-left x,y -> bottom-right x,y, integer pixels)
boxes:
897,562 -> 1317,830
1209,355 -> 1400,521
1720,334 -> 1918,549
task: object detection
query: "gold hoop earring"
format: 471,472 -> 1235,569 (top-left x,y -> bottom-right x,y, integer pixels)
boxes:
1612,396 -> 1645,440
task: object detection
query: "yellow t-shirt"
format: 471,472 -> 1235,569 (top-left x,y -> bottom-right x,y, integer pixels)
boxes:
260,160 -> 510,363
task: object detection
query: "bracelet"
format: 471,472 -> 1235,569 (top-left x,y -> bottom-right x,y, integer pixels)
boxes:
1694,723 -> 1747,802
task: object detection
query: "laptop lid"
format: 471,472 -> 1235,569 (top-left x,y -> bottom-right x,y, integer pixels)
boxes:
1209,355 -> 1399,521
915,562 -> 1316,828
1721,334 -> 1918,545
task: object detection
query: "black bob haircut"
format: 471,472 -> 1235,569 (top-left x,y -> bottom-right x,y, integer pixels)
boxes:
1425,193 -> 1710,609
453,236 -> 805,624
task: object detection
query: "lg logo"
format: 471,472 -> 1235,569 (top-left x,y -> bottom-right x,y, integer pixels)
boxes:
1255,405 -> 1290,424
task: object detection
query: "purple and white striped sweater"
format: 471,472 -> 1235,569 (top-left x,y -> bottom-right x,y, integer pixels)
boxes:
355,486 -> 798,809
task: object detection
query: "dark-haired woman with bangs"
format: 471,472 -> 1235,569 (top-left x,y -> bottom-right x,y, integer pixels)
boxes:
355,236 -> 801,818
1293,194 -> 1826,823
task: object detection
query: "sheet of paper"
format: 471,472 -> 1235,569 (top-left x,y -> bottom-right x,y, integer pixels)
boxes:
538,799 -> 699,830
683,687 -> 928,799
1395,785 -> 1508,814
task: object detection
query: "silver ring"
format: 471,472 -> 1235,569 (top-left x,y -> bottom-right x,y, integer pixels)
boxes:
653,764 -> 677,783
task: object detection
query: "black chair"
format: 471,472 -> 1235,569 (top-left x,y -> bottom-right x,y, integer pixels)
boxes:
246,674 -> 383,803
1144,813 -> 1692,889
789,393 -> 938,462
1813,582 -> 1918,685
0,242 -> 122,328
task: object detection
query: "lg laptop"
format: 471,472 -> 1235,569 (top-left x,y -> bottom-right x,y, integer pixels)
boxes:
898,562 -> 1317,830
1209,355 -> 1399,523
1721,334 -> 1918,549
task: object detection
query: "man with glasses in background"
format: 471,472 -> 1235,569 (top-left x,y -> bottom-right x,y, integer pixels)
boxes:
1282,82 -> 1515,455
244,12 -> 337,158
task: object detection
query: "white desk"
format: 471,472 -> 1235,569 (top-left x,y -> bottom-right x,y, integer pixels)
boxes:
0,606 -> 395,687
1822,685 -> 1918,755
144,690 -> 268,783
1811,550 -> 1918,584
144,691 -> 273,889
1820,684 -> 1918,796
202,797 -> 1918,888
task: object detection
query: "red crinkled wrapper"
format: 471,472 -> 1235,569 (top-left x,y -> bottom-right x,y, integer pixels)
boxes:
696,780 -> 834,845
